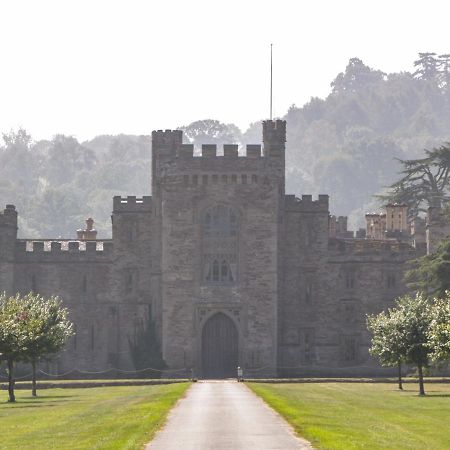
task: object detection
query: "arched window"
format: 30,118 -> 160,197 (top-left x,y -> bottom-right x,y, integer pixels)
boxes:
203,205 -> 238,238
202,205 -> 238,284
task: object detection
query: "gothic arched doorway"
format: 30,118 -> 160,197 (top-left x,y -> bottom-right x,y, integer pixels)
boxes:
201,313 -> 238,378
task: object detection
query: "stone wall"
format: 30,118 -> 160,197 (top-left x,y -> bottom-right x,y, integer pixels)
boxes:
0,120 -> 432,378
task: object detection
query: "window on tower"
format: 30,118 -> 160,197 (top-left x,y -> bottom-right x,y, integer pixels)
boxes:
202,205 -> 239,285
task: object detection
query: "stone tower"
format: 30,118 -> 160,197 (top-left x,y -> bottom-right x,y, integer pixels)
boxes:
151,120 -> 286,377
0,205 -> 18,295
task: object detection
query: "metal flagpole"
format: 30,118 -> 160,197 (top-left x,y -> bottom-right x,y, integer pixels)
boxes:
270,43 -> 273,120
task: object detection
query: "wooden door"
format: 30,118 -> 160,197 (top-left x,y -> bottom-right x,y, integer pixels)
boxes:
201,313 -> 238,378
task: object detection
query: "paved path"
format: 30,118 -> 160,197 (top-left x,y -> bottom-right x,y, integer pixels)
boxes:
147,380 -> 312,450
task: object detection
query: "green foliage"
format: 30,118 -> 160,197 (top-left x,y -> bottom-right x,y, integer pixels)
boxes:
3,53 -> 450,234
0,293 -> 32,363
331,57 -> 386,94
0,292 -> 74,400
180,119 -> 242,147
367,308 -> 405,368
379,143 -> 450,216
18,293 -> 74,364
128,309 -> 166,378
406,236 -> 450,297
394,294 -> 434,369
367,293 -> 435,395
428,291 -> 450,361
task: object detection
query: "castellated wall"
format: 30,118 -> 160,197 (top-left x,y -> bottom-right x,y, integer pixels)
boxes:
282,204 -> 416,376
0,198 -> 154,375
0,119 -> 436,378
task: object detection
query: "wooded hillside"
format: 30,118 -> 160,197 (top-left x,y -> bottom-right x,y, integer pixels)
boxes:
2,53 -> 450,237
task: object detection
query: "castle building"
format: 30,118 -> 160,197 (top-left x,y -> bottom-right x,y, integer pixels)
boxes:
0,120 -> 433,377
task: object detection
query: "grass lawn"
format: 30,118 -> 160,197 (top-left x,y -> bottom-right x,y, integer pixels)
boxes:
0,382 -> 190,450
247,382 -> 450,450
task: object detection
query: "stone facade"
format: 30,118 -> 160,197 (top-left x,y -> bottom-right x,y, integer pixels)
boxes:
0,120 -> 447,377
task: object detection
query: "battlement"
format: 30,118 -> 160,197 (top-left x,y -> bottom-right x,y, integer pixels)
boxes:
285,194 -> 329,212
0,204 -> 18,227
152,120 -> 286,168
113,196 -> 152,212
262,120 -> 286,140
156,143 -> 285,183
152,129 -> 183,144
15,239 -> 113,260
328,238 -> 415,259
177,143 -> 262,158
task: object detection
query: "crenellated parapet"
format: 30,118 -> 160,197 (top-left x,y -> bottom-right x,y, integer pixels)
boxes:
151,121 -> 287,187
113,196 -> 152,213
0,204 -> 18,228
328,237 -> 416,261
177,143 -> 264,159
285,194 -> 329,212
15,239 -> 113,262
262,119 -> 286,158
151,129 -> 183,159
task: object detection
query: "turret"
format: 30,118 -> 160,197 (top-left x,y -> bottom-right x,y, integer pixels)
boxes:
151,129 -> 183,161
263,120 -> 286,158
0,205 -> 18,258
385,203 -> 408,232
151,129 -> 183,192
76,217 -> 98,240
0,204 -> 18,294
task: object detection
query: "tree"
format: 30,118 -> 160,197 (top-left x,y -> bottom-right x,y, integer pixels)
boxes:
406,236 -> 450,297
128,309 -> 166,379
179,120 -> 242,148
379,144 -> 450,217
428,292 -> 450,362
0,294 -> 32,402
367,308 -> 406,390
43,135 -> 96,186
438,54 -> 450,88
0,293 -> 73,401
414,53 -> 439,82
369,293 -> 434,395
20,294 -> 74,396
331,58 -> 386,94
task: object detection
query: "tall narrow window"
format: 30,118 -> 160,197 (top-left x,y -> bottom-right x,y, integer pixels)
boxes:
124,269 -> 137,293
31,274 -> 37,293
345,271 -> 355,289
73,324 -> 77,351
342,335 -> 358,363
202,205 -> 238,284
90,324 -> 95,351
212,260 -> 220,282
387,273 -> 396,288
305,280 -> 313,303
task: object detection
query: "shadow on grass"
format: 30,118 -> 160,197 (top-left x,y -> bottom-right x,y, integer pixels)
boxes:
1,396 -> 79,406
2,403 -> 61,409
421,393 -> 450,398
30,395 -> 76,399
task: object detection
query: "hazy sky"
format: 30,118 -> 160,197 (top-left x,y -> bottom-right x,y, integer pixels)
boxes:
1,0 -> 449,141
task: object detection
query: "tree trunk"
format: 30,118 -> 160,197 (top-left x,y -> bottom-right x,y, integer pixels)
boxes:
398,361 -> 403,390
31,360 -> 37,397
418,364 -> 426,396
7,359 -> 15,403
